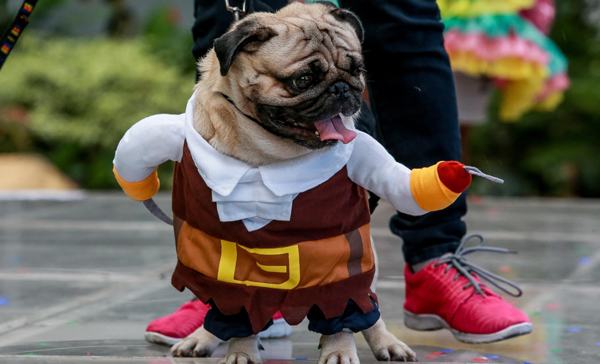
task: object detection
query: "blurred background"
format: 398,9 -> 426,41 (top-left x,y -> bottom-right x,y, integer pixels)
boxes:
1,2 -> 600,363
0,0 -> 196,193
0,0 -> 599,197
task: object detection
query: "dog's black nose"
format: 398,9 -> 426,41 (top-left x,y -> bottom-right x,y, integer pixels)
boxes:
330,81 -> 350,99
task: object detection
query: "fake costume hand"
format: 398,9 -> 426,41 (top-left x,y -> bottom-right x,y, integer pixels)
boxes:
113,167 -> 160,201
410,161 -> 471,212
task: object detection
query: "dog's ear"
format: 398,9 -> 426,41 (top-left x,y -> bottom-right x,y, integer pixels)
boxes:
214,19 -> 278,76
313,1 -> 363,42
330,7 -> 364,43
313,1 -> 338,9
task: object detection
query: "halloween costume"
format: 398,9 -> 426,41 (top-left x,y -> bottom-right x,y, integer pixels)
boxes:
114,94 -> 475,339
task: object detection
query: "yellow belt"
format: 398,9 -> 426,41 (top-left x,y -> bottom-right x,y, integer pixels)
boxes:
177,222 -> 373,290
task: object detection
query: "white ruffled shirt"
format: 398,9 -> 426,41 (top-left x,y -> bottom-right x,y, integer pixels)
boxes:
114,95 -> 426,231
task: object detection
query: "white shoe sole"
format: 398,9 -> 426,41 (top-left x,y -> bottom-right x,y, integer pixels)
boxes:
144,331 -> 182,346
144,318 -> 292,346
404,309 -> 533,344
258,319 -> 293,339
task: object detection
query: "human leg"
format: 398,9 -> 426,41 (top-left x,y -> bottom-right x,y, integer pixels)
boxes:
341,0 -> 465,266
340,0 -> 531,343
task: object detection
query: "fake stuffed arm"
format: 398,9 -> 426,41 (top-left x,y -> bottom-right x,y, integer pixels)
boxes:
410,161 -> 471,211
113,114 -> 185,201
347,131 -> 501,215
113,167 -> 160,202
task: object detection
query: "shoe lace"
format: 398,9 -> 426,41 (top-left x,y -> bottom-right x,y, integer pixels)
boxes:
433,234 -> 523,298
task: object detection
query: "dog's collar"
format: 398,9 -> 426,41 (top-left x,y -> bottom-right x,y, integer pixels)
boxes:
219,92 -> 261,124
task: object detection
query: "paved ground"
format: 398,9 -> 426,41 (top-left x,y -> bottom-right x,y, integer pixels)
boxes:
0,193 -> 599,364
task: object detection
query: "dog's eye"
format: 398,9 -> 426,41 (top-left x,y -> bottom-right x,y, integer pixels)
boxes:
293,75 -> 314,90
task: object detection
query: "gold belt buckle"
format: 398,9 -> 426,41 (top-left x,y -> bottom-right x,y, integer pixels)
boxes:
217,241 -> 300,290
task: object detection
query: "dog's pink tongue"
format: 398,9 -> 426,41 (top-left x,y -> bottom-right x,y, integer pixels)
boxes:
314,116 -> 357,144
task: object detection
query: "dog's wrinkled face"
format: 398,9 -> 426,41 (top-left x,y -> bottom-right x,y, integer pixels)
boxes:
213,2 -> 365,149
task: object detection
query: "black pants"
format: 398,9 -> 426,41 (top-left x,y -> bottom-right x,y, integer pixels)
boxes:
205,299 -> 380,341
191,0 -> 466,265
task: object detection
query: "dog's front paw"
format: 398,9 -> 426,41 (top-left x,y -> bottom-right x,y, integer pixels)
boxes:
362,319 -> 417,362
318,331 -> 359,364
171,326 -> 222,357
219,336 -> 263,364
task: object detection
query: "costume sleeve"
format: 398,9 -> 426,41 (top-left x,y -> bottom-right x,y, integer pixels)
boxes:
347,131 -> 471,215
113,113 -> 185,201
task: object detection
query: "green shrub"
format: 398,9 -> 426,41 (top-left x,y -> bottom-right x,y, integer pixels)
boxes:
0,35 -> 195,188
143,6 -> 197,74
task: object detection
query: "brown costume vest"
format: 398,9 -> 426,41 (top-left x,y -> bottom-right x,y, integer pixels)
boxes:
171,142 -> 377,333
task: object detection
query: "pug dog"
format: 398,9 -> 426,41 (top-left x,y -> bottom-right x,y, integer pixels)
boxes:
114,2 -> 476,363
173,2 -> 419,362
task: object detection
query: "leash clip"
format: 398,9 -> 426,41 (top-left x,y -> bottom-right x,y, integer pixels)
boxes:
225,0 -> 247,22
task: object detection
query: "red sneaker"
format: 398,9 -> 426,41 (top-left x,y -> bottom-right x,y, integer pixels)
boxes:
145,300 -> 211,346
403,235 -> 532,344
144,300 -> 292,346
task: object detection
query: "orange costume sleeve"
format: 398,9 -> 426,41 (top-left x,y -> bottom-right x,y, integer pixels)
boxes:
410,161 -> 472,212
113,167 -> 160,201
